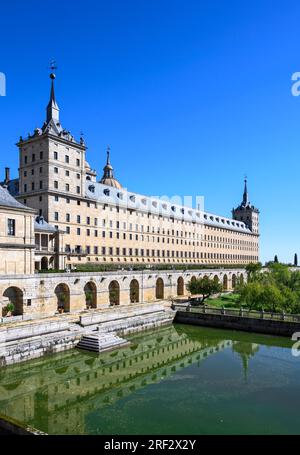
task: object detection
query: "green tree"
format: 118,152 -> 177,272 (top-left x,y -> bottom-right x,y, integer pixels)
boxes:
186,277 -> 222,305
245,262 -> 262,281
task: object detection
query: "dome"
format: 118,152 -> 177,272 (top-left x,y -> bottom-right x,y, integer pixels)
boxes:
99,147 -> 122,189
99,177 -> 122,189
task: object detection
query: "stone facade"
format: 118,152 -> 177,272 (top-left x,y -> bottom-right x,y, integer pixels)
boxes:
0,268 -> 247,318
0,186 -> 35,276
0,72 -> 259,271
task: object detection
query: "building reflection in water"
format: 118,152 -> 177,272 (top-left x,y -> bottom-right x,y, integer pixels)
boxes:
0,325 -> 243,434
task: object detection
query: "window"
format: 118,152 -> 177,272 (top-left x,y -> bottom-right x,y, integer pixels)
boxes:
65,170 -> 70,177
54,181 -> 58,189
54,151 -> 58,160
77,173 -> 80,179
39,180 -> 43,189
24,156 -> 28,164
7,219 -> 15,236
77,228 -> 81,235
54,212 -> 59,221
54,195 -> 59,202
39,167 -> 43,174
31,182 -> 35,191
32,153 -> 35,162
77,215 -> 81,223
24,171 -> 27,177
24,184 -> 27,193
76,186 -> 80,194
66,226 -> 70,234
65,155 -> 69,163
31,169 -> 34,175
54,167 -> 58,174
40,151 -> 43,159
66,183 -> 70,192
76,159 -> 80,167
66,213 -> 70,222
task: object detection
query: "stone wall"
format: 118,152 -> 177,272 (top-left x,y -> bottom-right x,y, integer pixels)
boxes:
175,311 -> 300,337
0,268 -> 247,318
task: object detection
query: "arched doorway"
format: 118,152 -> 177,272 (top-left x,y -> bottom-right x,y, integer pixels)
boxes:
191,276 -> 197,283
41,257 -> 48,271
232,274 -> 237,289
3,287 -> 23,316
156,278 -> 164,299
223,274 -> 228,291
214,275 -> 219,285
55,283 -> 70,313
84,281 -> 97,309
130,279 -> 139,303
177,277 -> 184,296
239,274 -> 244,285
109,280 -> 120,306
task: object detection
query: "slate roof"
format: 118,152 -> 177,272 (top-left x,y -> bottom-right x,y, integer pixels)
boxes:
34,216 -> 57,233
0,185 -> 34,211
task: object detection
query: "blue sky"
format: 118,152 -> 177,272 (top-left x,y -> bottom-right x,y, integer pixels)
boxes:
0,0 -> 299,263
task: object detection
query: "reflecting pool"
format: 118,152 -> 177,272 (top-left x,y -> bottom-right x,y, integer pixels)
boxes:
0,324 -> 299,435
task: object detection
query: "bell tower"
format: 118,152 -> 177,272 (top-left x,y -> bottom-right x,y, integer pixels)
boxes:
232,178 -> 259,234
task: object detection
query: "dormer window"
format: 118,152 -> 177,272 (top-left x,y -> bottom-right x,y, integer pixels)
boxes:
104,188 -> 110,196
129,195 -> 135,202
88,185 -> 95,193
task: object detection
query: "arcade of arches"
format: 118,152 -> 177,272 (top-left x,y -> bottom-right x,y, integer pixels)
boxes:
0,270 -> 246,317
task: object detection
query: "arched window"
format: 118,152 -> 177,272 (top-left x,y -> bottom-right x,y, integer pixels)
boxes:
156,278 -> 164,299
55,283 -> 70,313
109,281 -> 120,306
84,281 -> 97,309
177,277 -> 184,296
223,275 -> 228,291
3,287 -> 24,316
130,279 -> 139,303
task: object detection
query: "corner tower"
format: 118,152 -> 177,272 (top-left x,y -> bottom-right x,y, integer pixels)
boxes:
232,178 -> 259,234
16,72 -> 87,221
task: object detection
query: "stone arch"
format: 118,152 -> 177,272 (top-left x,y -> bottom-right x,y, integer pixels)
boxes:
41,257 -> 48,271
3,287 -> 24,316
130,279 -> 139,303
55,283 -> 70,313
232,274 -> 237,289
84,281 -> 97,309
191,276 -> 197,283
223,274 -> 228,291
156,278 -> 164,300
109,280 -> 120,306
177,276 -> 184,296
213,275 -> 219,284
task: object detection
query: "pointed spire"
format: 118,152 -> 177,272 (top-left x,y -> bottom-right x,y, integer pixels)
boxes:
242,176 -> 249,207
99,146 -> 123,189
106,145 -> 111,166
46,73 -> 59,123
102,145 -> 113,179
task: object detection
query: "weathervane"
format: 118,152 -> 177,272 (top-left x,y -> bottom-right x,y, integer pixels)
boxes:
49,59 -> 58,72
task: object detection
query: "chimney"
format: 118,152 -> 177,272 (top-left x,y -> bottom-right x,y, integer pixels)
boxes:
4,167 -> 10,184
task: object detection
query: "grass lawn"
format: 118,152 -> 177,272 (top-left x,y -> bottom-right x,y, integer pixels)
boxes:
207,292 -> 241,309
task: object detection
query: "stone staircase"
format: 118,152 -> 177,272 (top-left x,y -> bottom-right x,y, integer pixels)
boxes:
76,332 -> 130,353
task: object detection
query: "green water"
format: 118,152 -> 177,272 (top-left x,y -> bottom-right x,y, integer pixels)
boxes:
0,324 -> 299,435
